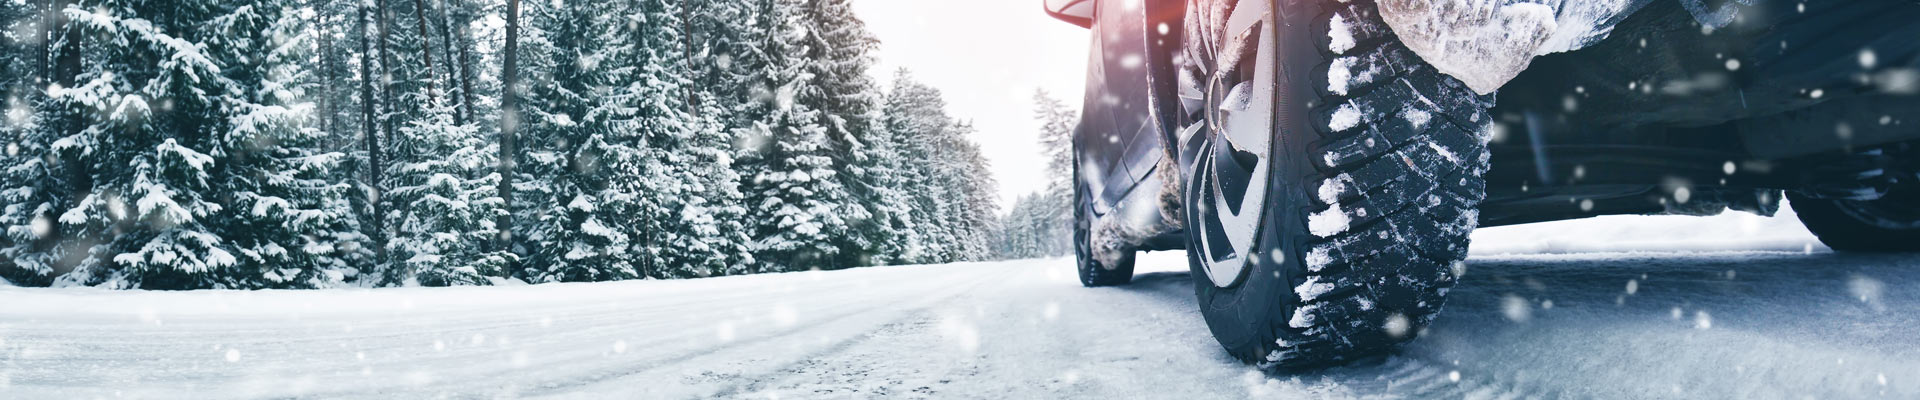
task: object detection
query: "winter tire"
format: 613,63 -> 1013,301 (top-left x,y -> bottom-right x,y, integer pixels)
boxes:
1076,155 -> 1137,287
1789,185 -> 1920,253
1176,0 -> 1494,368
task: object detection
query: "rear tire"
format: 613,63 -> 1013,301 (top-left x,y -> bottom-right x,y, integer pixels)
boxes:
1076,157 -> 1137,287
1178,0 -> 1494,368
1789,186 -> 1920,252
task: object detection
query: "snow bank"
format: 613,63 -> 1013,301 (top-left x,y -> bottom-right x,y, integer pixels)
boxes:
1470,199 -> 1825,256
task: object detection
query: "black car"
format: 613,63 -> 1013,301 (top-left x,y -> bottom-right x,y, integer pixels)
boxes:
1046,0 -> 1920,368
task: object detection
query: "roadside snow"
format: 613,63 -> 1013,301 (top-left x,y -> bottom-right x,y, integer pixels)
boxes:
4,206 -> 1912,398
1470,199 -> 1826,255
0,256 -> 1286,399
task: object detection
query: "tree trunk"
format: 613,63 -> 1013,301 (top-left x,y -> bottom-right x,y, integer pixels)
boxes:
49,0 -> 86,275
378,0 -> 397,175
455,11 -> 477,124
432,0 -> 465,124
410,0 -> 437,104
359,3 -> 388,265
50,0 -> 76,89
314,0 -> 336,139
681,0 -> 698,116
38,0 -> 52,87
497,0 -> 522,253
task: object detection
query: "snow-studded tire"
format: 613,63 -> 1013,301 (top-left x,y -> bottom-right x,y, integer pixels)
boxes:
1788,187 -> 1920,253
1176,0 -> 1494,369
1075,155 -> 1137,287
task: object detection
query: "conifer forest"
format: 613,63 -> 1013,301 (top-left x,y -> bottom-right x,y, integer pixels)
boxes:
0,0 -> 1015,289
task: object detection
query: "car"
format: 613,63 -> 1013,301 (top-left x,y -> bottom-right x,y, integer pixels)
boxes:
1045,0 -> 1920,368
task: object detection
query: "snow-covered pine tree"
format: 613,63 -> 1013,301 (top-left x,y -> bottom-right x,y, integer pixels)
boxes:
795,0 -> 888,268
995,192 -> 1042,259
0,0 -> 56,286
384,101 -> 514,286
884,71 -> 1001,263
849,103 -> 918,266
228,4 -> 364,287
734,0 -> 862,272
21,0 -> 357,288
515,0 -> 645,282
630,0 -> 754,279
1031,89 -> 1076,256
301,0 -> 378,279
684,0 -> 755,112
0,0 -> 30,102
938,120 -> 1002,260
652,102 -> 757,278
680,0 -> 767,277
883,70 -> 959,263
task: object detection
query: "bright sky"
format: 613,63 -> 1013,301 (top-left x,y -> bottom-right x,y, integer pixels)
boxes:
851,0 -> 1092,209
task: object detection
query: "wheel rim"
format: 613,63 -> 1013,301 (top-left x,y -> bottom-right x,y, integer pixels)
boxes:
1181,1 -> 1275,288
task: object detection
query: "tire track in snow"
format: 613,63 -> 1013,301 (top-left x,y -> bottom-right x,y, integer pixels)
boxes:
522,262 -> 1015,398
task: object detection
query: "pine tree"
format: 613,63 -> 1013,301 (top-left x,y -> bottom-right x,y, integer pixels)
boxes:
795,0 -> 888,268
852,104 -> 917,265
0,0 -> 1010,288
681,0 -> 766,276
885,71 -> 1001,263
734,0 -> 861,272
999,191 -> 1074,259
0,0 -> 55,286
1031,89 -> 1076,257
0,0 -> 31,102
634,0 -> 753,278
515,0 -> 644,282
496,0 -> 523,255
884,71 -> 958,263
939,120 -> 1002,260
18,0 -> 356,288
385,102 -> 514,286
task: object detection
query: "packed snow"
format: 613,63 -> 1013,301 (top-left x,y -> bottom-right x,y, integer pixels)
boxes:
1329,104 -> 1364,131
1308,203 -> 1354,237
1310,175 -> 1355,238
1376,0 -> 1744,94
5,204 -> 1920,398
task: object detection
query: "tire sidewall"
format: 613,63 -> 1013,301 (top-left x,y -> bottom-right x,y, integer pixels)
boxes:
1790,191 -> 1920,252
1184,0 -> 1329,362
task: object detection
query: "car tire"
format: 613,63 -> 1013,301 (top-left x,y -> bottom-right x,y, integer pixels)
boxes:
1176,0 -> 1495,368
1076,155 -> 1137,287
1788,187 -> 1920,252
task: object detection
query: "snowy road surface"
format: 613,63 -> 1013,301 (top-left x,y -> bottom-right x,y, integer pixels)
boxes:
6,215 -> 1920,398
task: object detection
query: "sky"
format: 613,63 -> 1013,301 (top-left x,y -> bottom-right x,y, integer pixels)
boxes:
850,0 -> 1092,209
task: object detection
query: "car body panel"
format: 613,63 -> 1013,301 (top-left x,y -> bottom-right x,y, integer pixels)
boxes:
1076,0 -> 1165,216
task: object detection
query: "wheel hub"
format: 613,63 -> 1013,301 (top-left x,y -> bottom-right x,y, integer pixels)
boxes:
1182,1 -> 1276,288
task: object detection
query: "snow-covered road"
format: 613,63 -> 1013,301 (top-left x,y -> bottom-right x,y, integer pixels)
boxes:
5,225 -> 1920,398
